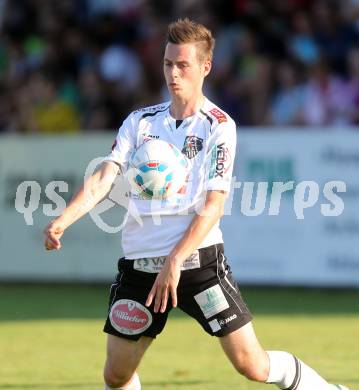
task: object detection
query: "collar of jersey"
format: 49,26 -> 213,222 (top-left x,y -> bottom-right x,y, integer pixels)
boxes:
167,97 -> 209,123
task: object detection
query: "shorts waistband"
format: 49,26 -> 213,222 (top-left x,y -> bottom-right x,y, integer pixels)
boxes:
118,243 -> 223,272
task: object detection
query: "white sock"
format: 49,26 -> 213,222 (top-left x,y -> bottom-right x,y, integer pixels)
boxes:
266,351 -> 296,388
266,351 -> 330,389
105,372 -> 141,390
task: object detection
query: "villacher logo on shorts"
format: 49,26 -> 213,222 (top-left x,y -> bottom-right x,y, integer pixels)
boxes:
109,299 -> 152,335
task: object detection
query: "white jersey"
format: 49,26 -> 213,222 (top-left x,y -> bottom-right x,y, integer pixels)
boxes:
104,97 -> 237,259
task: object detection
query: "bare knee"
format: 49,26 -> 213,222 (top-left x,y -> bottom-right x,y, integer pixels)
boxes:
219,324 -> 269,383
103,365 -> 134,388
104,334 -> 151,388
232,353 -> 269,382
239,362 -> 268,382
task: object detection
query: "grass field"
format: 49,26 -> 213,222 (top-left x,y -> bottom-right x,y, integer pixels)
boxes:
0,284 -> 358,390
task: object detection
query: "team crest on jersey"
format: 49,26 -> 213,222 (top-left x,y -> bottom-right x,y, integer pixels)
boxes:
181,136 -> 203,159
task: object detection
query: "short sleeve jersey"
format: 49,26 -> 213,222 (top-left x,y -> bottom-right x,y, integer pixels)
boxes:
104,98 -> 237,259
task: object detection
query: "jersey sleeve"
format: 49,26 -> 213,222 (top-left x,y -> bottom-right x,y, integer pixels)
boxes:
103,113 -> 136,171
205,118 -> 237,192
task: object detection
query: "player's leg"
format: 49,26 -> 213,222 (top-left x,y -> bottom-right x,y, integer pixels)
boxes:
219,321 -> 269,381
103,258 -> 171,389
179,245 -> 348,389
103,334 -> 152,389
220,321 -> 347,389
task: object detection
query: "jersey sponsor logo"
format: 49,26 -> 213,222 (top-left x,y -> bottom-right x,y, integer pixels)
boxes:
209,108 -> 227,123
181,136 -> 203,159
134,104 -> 169,114
109,299 -> 152,335
194,284 -> 229,319
209,143 -> 232,179
134,251 -> 200,273
142,133 -> 160,142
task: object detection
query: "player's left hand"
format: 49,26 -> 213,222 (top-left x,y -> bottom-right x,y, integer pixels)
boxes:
145,258 -> 181,313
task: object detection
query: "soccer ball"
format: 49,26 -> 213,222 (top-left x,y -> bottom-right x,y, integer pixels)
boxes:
128,139 -> 188,199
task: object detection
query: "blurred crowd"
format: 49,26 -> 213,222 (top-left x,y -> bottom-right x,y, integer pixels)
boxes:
1,0 -> 359,133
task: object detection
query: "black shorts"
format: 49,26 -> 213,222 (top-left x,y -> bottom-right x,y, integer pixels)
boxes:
103,244 -> 252,341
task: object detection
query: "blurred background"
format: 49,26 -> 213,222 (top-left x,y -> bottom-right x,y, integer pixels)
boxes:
1,0 -> 359,132
1,0 -> 358,287
0,2 -> 358,389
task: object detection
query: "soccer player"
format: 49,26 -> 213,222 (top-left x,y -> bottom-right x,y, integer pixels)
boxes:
44,19 -> 348,390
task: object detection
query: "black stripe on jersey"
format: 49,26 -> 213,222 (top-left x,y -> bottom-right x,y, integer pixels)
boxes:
285,356 -> 301,390
175,119 -> 183,128
141,105 -> 170,119
200,109 -> 213,127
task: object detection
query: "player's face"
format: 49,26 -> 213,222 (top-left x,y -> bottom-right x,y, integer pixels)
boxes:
163,42 -> 211,100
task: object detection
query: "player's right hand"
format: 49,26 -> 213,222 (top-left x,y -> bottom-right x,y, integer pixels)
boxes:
43,219 -> 65,251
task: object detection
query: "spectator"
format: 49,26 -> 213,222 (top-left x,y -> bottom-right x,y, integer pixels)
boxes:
288,11 -> 319,66
233,29 -> 272,125
0,0 -> 359,130
78,67 -> 113,130
302,60 -> 350,126
267,60 -> 305,126
0,84 -> 14,132
99,44 -> 143,92
346,47 -> 359,125
312,1 -> 358,74
16,73 -> 81,133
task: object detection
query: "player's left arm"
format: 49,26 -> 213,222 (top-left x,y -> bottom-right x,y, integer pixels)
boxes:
146,113 -> 236,313
169,190 -> 227,262
145,190 -> 227,313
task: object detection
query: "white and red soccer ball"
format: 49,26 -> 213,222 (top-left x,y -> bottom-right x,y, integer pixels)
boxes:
128,139 -> 188,199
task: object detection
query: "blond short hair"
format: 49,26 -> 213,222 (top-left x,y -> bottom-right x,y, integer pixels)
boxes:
167,18 -> 215,62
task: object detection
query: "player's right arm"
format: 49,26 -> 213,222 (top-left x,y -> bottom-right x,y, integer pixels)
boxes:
43,161 -> 120,250
44,110 -> 137,251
